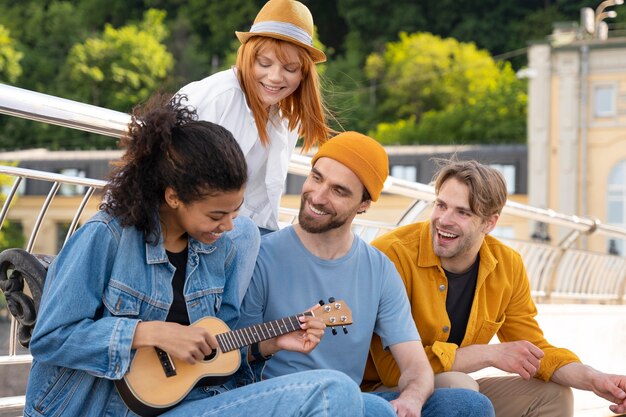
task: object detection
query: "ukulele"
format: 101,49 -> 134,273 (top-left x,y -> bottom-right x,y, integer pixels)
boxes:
115,299 -> 353,417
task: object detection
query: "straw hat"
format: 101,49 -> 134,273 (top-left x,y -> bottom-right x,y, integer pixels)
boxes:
236,0 -> 326,63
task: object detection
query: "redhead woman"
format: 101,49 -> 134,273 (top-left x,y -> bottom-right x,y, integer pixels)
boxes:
178,0 -> 330,235
24,94 -> 363,417
178,0 -> 331,302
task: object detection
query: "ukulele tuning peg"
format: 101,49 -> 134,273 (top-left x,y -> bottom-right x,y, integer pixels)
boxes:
318,299 -> 325,306
332,327 -> 338,335
328,297 -> 336,303
342,326 -> 348,335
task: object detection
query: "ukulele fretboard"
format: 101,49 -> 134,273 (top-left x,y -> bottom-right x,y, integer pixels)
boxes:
217,312 -> 314,352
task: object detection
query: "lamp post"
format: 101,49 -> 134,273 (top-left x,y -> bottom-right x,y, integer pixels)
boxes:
596,21 -> 609,40
595,0 -> 624,18
594,0 -> 624,38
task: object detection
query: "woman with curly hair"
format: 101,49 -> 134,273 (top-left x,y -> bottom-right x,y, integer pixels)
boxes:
23,94 -> 363,417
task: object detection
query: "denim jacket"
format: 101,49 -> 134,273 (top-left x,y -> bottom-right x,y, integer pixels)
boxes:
24,211 -> 258,417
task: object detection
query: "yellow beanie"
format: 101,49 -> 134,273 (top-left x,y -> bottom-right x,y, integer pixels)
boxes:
311,131 -> 388,201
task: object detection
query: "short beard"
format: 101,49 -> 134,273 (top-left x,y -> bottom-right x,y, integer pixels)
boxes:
298,211 -> 346,233
298,196 -> 347,234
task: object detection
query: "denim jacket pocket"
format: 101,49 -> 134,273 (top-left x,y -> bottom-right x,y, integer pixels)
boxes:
187,286 -> 224,319
102,281 -> 143,317
32,366 -> 83,416
211,289 -> 224,314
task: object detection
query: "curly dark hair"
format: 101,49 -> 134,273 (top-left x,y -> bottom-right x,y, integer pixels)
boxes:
100,93 -> 247,243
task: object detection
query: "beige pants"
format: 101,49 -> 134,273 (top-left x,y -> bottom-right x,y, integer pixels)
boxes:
435,372 -> 574,417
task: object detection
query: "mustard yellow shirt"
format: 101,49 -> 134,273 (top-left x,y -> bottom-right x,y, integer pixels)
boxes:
362,221 -> 580,390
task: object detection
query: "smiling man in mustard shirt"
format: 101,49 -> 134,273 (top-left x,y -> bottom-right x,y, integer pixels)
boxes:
363,159 -> 626,416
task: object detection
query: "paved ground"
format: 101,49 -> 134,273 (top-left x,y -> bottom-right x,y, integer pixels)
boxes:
537,304 -> 626,417
471,304 -> 626,417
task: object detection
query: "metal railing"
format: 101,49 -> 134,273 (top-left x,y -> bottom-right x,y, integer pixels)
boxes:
1,83 -> 626,413
2,83 -> 626,300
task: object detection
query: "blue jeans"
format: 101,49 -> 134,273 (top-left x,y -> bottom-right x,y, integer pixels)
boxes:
162,369 -> 364,417
226,217 -> 262,304
364,388 -> 495,417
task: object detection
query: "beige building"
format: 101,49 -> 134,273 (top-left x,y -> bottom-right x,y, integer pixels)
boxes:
527,35 -> 626,255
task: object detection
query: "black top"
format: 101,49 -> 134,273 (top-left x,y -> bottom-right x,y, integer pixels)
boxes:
165,246 -> 190,325
444,257 -> 479,346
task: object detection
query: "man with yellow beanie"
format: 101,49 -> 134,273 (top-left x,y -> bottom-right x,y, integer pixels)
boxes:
238,131 -> 494,417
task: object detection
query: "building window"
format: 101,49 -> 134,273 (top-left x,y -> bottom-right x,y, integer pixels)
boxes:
391,165 -> 417,182
594,85 -> 616,117
58,168 -> 86,196
489,164 -> 516,194
607,160 -> 626,256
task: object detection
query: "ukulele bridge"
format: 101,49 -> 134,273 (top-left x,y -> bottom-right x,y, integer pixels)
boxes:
155,347 -> 177,377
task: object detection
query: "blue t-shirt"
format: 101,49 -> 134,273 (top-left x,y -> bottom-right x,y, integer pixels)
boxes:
238,226 -> 420,384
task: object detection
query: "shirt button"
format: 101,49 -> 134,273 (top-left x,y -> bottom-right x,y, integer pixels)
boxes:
442,326 -> 450,333
439,284 -> 446,291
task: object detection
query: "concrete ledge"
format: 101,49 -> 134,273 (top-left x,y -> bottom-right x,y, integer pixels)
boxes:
537,304 -> 626,417
0,396 -> 24,417
470,304 -> 626,417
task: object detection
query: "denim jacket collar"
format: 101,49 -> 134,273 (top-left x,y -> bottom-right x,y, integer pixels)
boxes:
144,225 -> 218,265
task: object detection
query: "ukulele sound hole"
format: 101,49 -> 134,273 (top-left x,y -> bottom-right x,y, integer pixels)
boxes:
203,349 -> 217,361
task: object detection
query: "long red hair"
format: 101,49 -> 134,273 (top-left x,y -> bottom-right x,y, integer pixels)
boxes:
236,37 -> 332,151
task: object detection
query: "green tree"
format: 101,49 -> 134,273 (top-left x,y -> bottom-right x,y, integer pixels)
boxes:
173,0 -> 259,83
0,1 -> 101,151
367,32 -> 526,145
322,50 -> 376,134
0,164 -> 26,251
0,25 -> 22,83
0,0 -> 615,149
333,0 -> 594,63
410,72 -> 527,144
61,9 -> 174,111
337,0 -> 426,56
0,1 -> 86,92
0,220 -> 25,252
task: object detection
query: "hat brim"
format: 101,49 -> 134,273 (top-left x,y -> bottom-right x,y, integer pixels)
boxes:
236,31 -> 326,63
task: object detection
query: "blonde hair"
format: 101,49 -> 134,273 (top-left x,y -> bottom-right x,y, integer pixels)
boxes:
433,159 -> 508,220
236,37 -> 331,151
